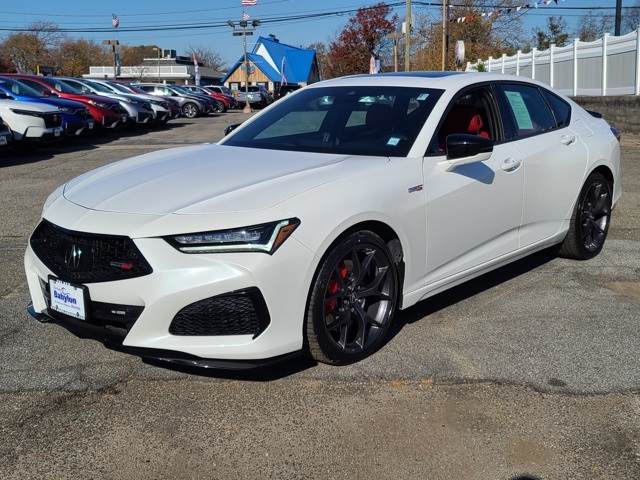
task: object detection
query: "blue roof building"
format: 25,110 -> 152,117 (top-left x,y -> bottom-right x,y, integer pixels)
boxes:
221,35 -> 320,94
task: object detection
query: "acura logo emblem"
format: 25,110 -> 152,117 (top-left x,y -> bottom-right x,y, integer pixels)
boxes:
64,244 -> 83,271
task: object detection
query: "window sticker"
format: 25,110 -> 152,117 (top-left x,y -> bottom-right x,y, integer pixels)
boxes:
387,137 -> 402,146
505,90 -> 534,130
417,93 -> 430,101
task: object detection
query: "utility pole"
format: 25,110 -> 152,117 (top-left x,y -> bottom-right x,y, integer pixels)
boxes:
228,19 -> 261,113
404,0 -> 411,71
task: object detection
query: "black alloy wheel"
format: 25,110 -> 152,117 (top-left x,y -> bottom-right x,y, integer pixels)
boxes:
558,172 -> 612,260
305,231 -> 398,365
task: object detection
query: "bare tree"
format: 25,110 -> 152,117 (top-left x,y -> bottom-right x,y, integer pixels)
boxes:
576,11 -> 614,41
188,45 -> 227,71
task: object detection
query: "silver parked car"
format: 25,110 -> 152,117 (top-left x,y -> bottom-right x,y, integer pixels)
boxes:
89,79 -> 172,124
59,78 -> 154,128
135,83 -> 212,118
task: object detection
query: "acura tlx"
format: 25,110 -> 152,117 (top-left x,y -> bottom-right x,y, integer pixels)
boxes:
24,72 -> 621,370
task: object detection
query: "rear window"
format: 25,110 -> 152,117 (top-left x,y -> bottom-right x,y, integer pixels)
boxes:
541,89 -> 571,128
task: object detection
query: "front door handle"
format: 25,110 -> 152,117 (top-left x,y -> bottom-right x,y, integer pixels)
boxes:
560,135 -> 577,146
501,157 -> 522,172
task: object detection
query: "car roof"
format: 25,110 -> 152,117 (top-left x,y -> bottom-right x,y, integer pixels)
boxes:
309,71 -> 555,91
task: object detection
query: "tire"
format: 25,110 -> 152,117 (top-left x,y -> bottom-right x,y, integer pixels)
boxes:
558,172 -> 612,260
182,102 -> 199,118
216,100 -> 227,113
305,231 -> 398,365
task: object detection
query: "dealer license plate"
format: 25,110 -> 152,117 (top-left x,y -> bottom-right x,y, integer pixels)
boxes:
54,128 -> 61,137
0,136 -> 6,145
49,277 -> 87,320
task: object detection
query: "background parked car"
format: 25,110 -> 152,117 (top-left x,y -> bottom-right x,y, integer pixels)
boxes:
123,83 -> 182,120
135,83 -> 212,118
59,77 -> 153,129
0,115 -> 12,151
274,83 -> 301,100
181,84 -> 235,112
202,85 -> 238,110
0,76 -> 94,138
2,74 -> 128,131
235,85 -> 273,108
0,99 -> 62,148
89,79 -> 172,124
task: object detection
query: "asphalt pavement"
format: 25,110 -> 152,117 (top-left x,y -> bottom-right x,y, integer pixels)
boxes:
1,112 -> 639,479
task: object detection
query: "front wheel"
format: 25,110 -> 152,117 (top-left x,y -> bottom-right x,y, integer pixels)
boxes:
305,231 -> 398,365
182,102 -> 199,118
216,100 -> 227,113
558,172 -> 612,260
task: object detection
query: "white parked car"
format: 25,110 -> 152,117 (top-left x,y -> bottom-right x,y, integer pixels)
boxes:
0,115 -> 12,150
24,72 -> 622,369
0,99 -> 62,146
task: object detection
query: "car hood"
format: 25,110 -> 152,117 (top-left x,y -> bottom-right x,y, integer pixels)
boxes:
62,144 -> 364,215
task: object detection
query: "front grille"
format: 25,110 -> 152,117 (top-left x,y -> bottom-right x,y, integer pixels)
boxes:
169,288 -> 270,338
30,220 -> 152,283
109,104 -> 125,114
43,113 -> 62,128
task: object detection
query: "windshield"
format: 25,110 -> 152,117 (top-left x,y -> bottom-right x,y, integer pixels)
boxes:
223,86 -> 443,157
107,82 -> 130,93
43,78 -> 82,94
0,77 -> 44,98
84,80 -> 113,93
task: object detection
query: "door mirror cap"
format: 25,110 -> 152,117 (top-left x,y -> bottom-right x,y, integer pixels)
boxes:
441,134 -> 494,170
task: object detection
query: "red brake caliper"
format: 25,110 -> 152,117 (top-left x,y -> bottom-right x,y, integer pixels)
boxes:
325,263 -> 347,316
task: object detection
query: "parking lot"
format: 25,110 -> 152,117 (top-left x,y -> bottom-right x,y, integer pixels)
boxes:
1,112 -> 639,479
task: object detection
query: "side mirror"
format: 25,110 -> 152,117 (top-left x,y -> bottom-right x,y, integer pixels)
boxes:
224,123 -> 242,136
41,89 -> 58,97
0,92 -> 12,100
441,134 -> 493,170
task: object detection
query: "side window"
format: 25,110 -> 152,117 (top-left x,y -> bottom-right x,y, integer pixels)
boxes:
432,88 -> 495,153
500,84 -> 555,138
541,89 -> 571,128
21,79 -> 44,92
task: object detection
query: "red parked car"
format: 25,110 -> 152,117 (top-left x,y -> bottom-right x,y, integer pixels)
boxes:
181,84 -> 236,112
2,74 -> 128,130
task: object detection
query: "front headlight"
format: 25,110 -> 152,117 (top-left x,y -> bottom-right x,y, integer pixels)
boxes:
87,100 -> 110,108
10,108 -> 42,117
165,218 -> 300,254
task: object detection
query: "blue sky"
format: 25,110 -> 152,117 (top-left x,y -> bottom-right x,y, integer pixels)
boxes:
0,0 -> 629,67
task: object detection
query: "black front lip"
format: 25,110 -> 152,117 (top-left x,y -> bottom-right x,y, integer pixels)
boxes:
28,303 -> 302,371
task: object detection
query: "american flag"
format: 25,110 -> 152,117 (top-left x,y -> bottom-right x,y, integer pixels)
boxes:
112,14 -> 119,28
242,0 -> 258,6
243,12 -> 251,21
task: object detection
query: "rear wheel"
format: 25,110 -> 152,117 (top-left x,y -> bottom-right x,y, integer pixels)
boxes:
305,231 -> 398,365
558,172 -> 612,260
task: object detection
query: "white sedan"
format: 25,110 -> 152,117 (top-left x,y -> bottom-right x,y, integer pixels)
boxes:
24,72 -> 622,369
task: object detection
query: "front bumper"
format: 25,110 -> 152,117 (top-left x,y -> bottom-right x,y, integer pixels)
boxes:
24,220 -> 315,369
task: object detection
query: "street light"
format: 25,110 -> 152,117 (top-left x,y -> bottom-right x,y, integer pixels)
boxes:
228,19 -> 261,114
152,47 -> 161,82
102,40 -> 119,80
387,33 -> 403,72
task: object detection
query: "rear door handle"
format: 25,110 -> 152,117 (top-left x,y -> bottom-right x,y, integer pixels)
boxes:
560,135 -> 577,146
501,157 -> 522,172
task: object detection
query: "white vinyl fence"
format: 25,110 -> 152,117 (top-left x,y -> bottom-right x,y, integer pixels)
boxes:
466,28 -> 640,96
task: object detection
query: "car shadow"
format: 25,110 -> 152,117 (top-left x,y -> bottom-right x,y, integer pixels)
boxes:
383,247 -> 559,343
